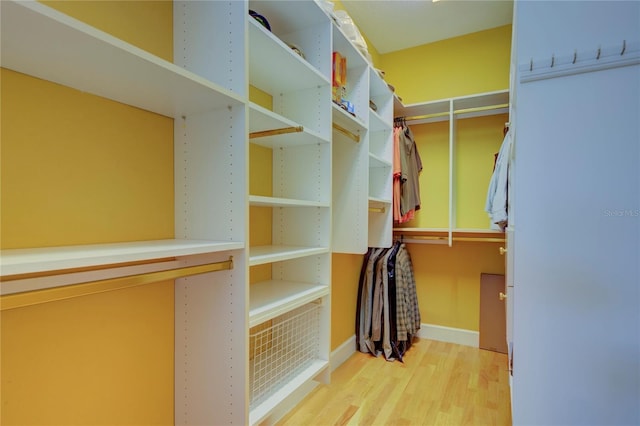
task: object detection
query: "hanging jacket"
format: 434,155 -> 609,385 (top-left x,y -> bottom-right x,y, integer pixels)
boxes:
485,129 -> 513,230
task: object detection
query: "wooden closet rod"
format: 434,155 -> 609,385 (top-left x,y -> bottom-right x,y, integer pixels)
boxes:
399,103 -> 509,123
0,257 -> 234,311
369,207 -> 385,213
250,126 -> 303,139
332,123 -> 360,142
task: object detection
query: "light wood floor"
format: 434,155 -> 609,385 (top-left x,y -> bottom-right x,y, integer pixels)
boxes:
276,338 -> 512,426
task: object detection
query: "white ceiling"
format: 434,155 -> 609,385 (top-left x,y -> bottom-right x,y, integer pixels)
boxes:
340,0 -> 514,54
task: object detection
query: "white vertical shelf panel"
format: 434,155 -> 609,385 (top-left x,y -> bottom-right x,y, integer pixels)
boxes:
173,2 -> 249,426
0,0 -> 244,119
273,143 -> 331,204
332,127 -> 368,254
448,99 -> 456,247
368,68 -> 394,248
175,250 -> 248,426
174,108 -> 247,243
174,0 -> 247,96
330,20 -> 371,254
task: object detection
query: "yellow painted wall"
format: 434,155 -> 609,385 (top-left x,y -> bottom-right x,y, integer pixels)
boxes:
456,114 -> 509,229
330,253 -> 362,350
408,241 -> 505,331
41,0 -> 173,61
1,2 -> 175,425
380,25 -> 512,104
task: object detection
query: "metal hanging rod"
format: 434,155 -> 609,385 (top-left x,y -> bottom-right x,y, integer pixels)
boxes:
332,123 -> 360,142
0,257 -> 234,311
249,126 -> 303,139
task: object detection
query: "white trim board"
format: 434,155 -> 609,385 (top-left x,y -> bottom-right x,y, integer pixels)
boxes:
417,323 -> 479,348
330,335 -> 357,372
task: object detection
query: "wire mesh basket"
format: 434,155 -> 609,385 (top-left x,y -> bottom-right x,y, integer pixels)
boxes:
249,302 -> 321,408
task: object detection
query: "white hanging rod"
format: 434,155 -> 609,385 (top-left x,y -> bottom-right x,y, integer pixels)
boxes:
0,257 -> 234,311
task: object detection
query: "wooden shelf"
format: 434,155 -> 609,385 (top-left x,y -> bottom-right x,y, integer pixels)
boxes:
0,0 -> 243,119
1,239 -> 243,277
249,281 -> 329,328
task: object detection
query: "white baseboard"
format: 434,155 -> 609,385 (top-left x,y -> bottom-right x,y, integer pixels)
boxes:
417,323 -> 479,347
330,335 -> 356,372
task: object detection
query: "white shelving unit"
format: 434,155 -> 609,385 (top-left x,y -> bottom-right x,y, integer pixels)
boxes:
1,240 -> 243,278
0,0 -> 247,272
331,21 -> 394,253
331,20 -> 370,254
247,1 -> 332,423
367,68 -> 394,248
1,1 -> 393,424
394,89 -> 510,246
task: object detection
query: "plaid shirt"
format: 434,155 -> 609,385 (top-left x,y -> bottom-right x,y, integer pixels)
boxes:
395,244 -> 420,341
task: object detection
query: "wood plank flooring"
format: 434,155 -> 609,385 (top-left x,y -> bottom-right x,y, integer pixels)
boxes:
276,338 -> 512,426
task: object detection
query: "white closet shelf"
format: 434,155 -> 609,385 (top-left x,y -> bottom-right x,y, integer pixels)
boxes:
249,103 -> 329,147
249,359 -> 328,426
332,104 -> 367,137
248,0 -> 328,37
1,239 -> 243,277
369,68 -> 391,97
249,280 -> 329,328
369,109 -> 392,132
332,23 -> 369,69
249,246 -> 329,266
369,152 -> 392,168
249,195 -> 329,208
0,0 -> 243,119
248,19 -> 329,95
395,89 -> 509,123
369,197 -> 392,204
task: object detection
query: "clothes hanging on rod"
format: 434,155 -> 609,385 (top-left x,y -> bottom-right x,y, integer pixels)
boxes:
355,242 -> 420,362
393,119 -> 423,224
485,127 -> 513,231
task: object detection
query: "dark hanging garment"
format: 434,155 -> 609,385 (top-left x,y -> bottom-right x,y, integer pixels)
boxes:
356,242 -> 420,362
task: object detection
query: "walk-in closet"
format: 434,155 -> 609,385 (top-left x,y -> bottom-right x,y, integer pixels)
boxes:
1,1 -> 638,425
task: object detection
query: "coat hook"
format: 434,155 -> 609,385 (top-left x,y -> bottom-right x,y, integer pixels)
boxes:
597,46 -> 601,60
551,54 -> 555,68
529,58 -> 533,71
572,50 -> 577,64
621,40 -> 626,55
